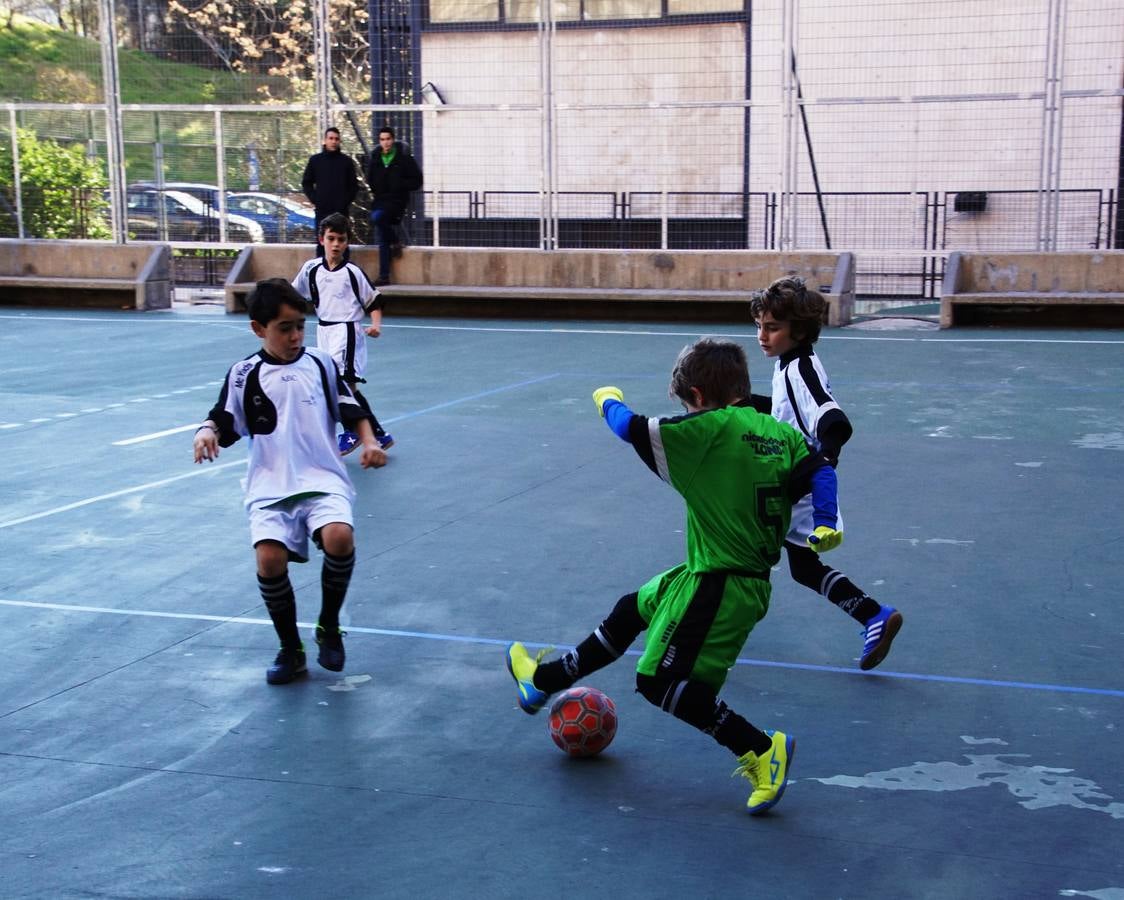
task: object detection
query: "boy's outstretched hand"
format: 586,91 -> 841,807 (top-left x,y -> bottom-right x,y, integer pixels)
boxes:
360,443 -> 387,469
592,385 -> 624,416
807,525 -> 842,553
193,425 -> 219,463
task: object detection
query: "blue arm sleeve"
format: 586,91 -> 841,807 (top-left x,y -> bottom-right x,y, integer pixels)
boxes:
809,464 -> 839,529
603,398 -> 635,443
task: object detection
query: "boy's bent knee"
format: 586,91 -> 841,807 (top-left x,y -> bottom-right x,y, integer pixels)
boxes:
635,673 -> 718,729
316,522 -> 355,556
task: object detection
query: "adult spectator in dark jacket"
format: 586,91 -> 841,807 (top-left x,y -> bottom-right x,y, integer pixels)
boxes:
302,127 -> 360,257
366,126 -> 423,285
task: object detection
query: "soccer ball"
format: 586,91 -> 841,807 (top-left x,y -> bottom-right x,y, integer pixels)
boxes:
547,686 -> 617,757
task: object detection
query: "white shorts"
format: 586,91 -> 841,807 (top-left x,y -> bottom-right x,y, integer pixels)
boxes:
317,321 -> 368,383
787,493 -> 844,545
249,493 -> 354,563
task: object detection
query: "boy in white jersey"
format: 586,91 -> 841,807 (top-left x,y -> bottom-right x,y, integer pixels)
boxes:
750,276 -> 903,670
292,213 -> 394,456
193,278 -> 387,685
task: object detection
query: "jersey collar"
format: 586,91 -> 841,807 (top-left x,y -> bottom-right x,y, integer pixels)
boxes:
258,347 -> 307,366
778,343 -> 815,366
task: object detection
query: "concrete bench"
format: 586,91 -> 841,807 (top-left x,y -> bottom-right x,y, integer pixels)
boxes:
225,246 -> 855,326
0,239 -> 172,310
941,251 -> 1124,328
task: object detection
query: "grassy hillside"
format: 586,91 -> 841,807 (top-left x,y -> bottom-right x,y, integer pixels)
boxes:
0,19 -> 289,104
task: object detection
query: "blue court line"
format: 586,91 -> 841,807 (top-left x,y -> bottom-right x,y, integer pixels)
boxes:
1,598 -> 1121,700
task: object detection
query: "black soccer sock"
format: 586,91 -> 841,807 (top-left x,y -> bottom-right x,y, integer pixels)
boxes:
635,674 -> 771,757
258,572 -> 301,651
534,592 -> 646,695
786,542 -> 881,624
352,387 -> 385,436
318,549 -> 355,633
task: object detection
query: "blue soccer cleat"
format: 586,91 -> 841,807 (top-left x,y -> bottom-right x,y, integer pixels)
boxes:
266,647 -> 307,685
338,431 -> 360,456
315,624 -> 346,672
860,605 -> 903,671
376,432 -> 395,450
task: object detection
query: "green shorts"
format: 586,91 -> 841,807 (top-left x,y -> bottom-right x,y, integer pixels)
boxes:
636,563 -> 771,692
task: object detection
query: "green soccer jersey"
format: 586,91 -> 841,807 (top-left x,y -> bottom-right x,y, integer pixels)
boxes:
603,396 -> 832,689
646,404 -> 813,574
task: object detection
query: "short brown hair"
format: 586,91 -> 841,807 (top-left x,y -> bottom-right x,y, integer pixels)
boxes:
749,276 -> 827,344
319,212 -> 351,238
668,337 -> 750,408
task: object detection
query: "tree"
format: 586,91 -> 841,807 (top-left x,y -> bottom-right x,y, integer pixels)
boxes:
0,128 -> 111,239
163,0 -> 371,101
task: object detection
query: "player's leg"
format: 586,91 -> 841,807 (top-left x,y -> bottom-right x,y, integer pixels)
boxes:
506,590 -> 648,714
251,505 -> 311,684
351,386 -> 394,450
370,208 -> 393,284
309,497 -> 357,672
786,497 -> 903,670
636,572 -> 793,813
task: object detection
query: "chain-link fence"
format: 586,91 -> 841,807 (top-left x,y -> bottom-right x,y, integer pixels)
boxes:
1,0 -> 1121,297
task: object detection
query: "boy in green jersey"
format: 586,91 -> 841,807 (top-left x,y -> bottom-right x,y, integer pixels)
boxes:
506,337 -> 842,815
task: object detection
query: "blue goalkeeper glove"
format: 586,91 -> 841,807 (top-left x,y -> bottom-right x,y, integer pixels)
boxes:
807,526 -> 842,553
592,386 -> 624,417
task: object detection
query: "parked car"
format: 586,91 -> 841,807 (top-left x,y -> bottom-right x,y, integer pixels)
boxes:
124,187 -> 264,243
227,192 -> 317,243
133,183 -> 317,243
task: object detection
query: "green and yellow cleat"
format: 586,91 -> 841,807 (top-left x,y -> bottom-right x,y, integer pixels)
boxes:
734,729 -> 795,815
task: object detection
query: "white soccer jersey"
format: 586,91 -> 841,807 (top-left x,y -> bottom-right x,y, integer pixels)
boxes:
291,259 -> 379,324
770,346 -> 846,454
771,345 -> 852,542
207,346 -> 365,512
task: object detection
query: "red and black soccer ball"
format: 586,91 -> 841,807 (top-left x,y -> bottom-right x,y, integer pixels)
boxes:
547,686 -> 618,757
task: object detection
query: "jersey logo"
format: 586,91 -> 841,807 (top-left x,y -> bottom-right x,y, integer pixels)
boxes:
741,433 -> 784,456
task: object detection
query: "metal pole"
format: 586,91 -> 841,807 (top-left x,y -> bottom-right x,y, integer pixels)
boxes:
792,49 -> 830,249
314,0 -> 332,138
1050,0 -> 1068,250
779,0 -> 797,250
98,0 -> 127,242
741,0 -> 752,248
538,0 -> 553,250
9,108 -> 24,239
215,110 -> 228,243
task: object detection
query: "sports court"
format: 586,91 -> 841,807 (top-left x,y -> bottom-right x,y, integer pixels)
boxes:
1,305 -> 1122,899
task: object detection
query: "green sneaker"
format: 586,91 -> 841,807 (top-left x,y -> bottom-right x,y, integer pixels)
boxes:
734,730 -> 795,815
505,641 -> 552,714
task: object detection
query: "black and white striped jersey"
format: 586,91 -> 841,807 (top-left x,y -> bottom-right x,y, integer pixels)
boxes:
770,345 -> 853,463
292,258 -> 380,324
206,346 -> 369,511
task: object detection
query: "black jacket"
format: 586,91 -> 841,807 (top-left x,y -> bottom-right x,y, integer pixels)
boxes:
366,141 -> 423,218
302,147 -> 360,217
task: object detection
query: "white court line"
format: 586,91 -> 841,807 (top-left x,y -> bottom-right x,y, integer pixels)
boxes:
3,312 -> 1122,344
3,373 -> 560,522
114,423 -> 200,445
0,459 -> 246,530
383,323 -> 1124,345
